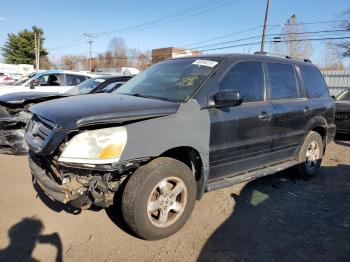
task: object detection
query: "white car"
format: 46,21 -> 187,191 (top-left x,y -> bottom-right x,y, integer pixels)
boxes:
0,70 -> 98,96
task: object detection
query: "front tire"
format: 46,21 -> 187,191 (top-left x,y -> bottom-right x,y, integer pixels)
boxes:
297,131 -> 324,177
122,157 -> 197,240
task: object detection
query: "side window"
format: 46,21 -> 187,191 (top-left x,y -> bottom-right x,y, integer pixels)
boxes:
267,63 -> 298,100
66,74 -> 89,86
220,61 -> 264,102
36,74 -> 61,86
300,66 -> 329,98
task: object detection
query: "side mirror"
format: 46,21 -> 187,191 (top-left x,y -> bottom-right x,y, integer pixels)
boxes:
331,95 -> 336,100
29,79 -> 39,89
214,90 -> 242,108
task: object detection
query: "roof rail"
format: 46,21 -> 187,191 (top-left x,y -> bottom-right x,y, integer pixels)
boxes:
253,51 -> 312,63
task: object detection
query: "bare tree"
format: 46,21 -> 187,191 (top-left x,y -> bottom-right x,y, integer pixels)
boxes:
337,8 -> 350,57
323,41 -> 344,70
108,37 -> 128,67
39,57 -> 52,69
137,50 -> 152,70
60,55 -> 86,70
271,14 -> 312,59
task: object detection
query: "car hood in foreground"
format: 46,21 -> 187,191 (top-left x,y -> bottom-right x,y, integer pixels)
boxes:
335,101 -> 350,112
0,92 -> 66,107
30,93 -> 180,129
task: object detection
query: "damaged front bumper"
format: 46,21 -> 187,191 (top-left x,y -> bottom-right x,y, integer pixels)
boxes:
0,109 -> 32,155
28,151 -> 144,210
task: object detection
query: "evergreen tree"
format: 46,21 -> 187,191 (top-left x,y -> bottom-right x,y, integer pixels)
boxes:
1,26 -> 48,65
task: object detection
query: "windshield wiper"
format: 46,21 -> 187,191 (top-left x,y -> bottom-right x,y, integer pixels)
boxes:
119,93 -> 179,102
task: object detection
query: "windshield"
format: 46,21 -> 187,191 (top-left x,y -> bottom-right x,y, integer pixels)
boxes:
336,90 -> 350,101
64,77 -> 108,95
114,58 -> 221,102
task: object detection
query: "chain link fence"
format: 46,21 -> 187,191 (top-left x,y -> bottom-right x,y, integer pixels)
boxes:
322,69 -> 350,97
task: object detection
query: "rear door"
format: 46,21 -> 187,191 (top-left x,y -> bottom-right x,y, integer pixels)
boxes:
209,60 -> 275,179
267,62 -> 310,162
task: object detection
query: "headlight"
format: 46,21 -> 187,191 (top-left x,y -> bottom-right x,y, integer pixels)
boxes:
58,126 -> 127,164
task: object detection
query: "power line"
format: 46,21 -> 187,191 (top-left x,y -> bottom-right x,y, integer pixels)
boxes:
186,29 -> 350,50
94,0 -> 224,36
47,0 -> 238,51
94,0 -> 239,38
198,36 -> 350,52
181,19 -> 350,49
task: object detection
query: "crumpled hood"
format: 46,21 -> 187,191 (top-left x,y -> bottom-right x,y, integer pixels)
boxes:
335,101 -> 350,112
30,93 -> 180,129
0,92 -> 64,106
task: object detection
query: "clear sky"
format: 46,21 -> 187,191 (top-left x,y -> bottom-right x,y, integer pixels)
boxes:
0,0 -> 349,66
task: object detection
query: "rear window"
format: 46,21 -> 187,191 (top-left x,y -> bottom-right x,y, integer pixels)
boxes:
267,63 -> 298,100
300,66 -> 329,98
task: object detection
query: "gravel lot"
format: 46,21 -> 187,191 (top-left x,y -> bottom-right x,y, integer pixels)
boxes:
0,135 -> 349,262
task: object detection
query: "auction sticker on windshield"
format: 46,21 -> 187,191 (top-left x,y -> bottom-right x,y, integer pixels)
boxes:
192,60 -> 218,67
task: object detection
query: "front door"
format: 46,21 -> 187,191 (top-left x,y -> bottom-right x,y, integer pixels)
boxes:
32,73 -> 64,93
209,61 -> 275,179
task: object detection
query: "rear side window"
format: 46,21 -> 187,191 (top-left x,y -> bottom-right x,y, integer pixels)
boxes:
300,66 -> 329,98
267,63 -> 298,100
65,74 -> 89,86
220,61 -> 264,102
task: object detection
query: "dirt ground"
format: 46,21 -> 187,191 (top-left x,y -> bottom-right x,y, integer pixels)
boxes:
0,135 -> 349,262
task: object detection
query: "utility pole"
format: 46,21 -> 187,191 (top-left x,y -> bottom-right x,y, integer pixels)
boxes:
34,33 -> 40,70
260,0 -> 271,52
37,33 -> 40,70
84,33 -> 94,72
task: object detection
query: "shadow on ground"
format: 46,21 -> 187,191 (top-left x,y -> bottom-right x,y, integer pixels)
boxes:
334,133 -> 350,147
0,217 -> 62,262
198,164 -> 350,261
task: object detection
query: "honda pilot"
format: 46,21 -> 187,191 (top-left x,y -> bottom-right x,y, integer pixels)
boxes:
25,54 -> 336,240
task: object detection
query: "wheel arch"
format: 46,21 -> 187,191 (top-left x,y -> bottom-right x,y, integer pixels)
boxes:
160,146 -> 207,200
304,115 -> 328,152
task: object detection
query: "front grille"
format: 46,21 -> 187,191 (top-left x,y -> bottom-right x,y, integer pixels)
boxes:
335,112 -> 350,120
26,115 -> 55,152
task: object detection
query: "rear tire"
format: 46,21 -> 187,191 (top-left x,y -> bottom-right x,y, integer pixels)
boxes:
122,157 -> 196,240
297,131 -> 324,177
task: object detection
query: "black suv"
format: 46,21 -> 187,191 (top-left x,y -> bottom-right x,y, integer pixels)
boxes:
25,54 -> 336,240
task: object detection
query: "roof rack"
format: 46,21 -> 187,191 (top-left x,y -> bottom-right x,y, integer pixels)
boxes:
253,51 -> 312,63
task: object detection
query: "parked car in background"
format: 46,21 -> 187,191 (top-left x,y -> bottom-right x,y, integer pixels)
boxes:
0,73 -> 14,84
0,76 -> 131,155
0,70 -> 97,95
25,54 -> 335,240
335,89 -> 350,134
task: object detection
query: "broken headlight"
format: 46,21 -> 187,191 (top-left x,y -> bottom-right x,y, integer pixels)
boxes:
58,126 -> 127,164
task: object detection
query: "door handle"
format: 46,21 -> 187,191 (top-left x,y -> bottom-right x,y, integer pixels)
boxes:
303,106 -> 312,114
258,111 -> 272,121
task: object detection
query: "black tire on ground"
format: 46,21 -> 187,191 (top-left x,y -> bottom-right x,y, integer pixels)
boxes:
122,157 -> 197,240
296,131 -> 324,177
